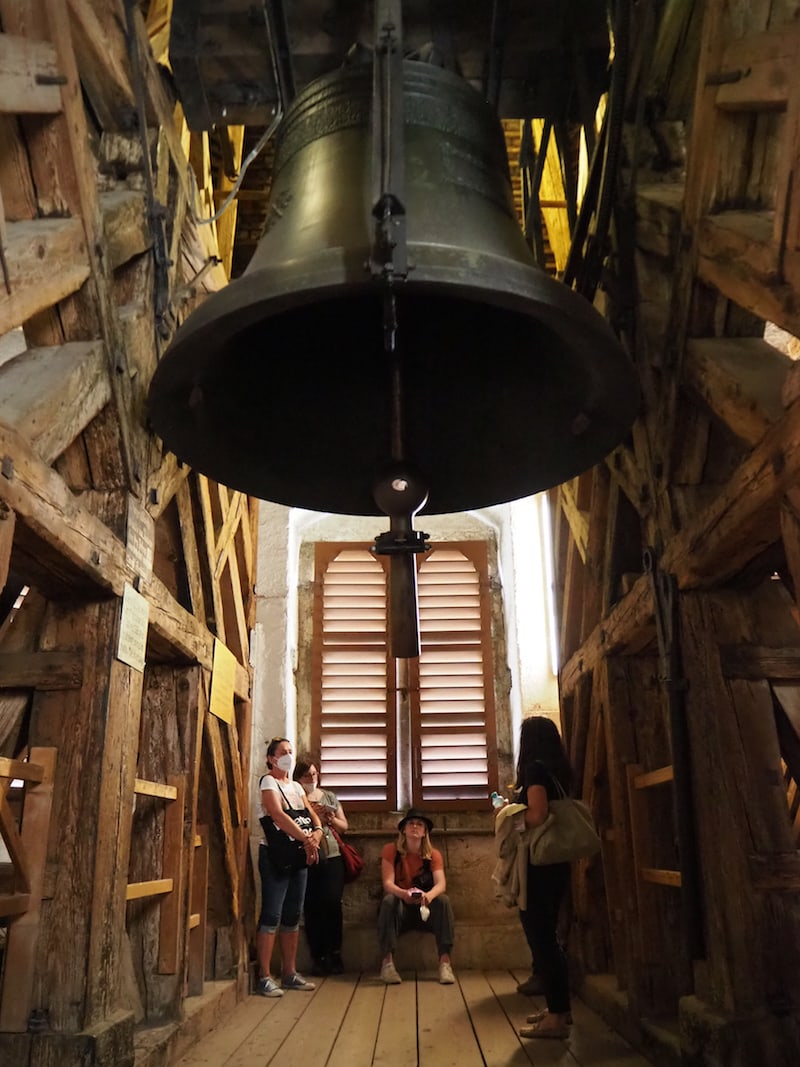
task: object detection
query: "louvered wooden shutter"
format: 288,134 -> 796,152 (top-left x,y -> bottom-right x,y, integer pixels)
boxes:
408,543 -> 498,808
311,544 -> 396,808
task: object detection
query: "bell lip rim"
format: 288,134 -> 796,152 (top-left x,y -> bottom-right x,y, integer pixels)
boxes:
159,250 -> 627,364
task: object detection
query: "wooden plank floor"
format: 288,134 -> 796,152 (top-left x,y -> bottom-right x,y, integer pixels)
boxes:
172,969 -> 655,1067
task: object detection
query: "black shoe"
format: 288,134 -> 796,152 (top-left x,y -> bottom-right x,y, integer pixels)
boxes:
329,953 -> 344,975
310,957 -> 330,977
517,974 -> 545,996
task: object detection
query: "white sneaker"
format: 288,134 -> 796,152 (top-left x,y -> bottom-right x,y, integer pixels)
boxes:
256,976 -> 283,997
380,960 -> 402,984
439,961 -> 455,984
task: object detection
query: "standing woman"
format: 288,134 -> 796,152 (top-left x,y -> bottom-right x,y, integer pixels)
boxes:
256,737 -> 323,997
515,716 -> 574,1039
293,754 -> 349,975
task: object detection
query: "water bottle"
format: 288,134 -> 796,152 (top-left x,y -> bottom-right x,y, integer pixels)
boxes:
491,791 -> 506,809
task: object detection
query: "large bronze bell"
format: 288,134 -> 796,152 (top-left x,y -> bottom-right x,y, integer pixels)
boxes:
148,57 -> 638,517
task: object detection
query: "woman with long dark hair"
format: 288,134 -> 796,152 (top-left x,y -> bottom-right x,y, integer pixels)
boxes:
514,715 -> 574,1039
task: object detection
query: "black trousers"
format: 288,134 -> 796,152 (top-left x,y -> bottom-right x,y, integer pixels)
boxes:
519,862 -> 571,1014
377,893 -> 455,958
303,854 -> 345,961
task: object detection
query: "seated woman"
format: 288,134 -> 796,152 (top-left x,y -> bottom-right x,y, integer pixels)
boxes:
378,808 -> 455,985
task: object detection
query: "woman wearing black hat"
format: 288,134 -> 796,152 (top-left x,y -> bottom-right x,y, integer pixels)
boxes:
378,808 -> 456,985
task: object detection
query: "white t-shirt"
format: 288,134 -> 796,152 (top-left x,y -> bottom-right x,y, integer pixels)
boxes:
258,774 -> 307,820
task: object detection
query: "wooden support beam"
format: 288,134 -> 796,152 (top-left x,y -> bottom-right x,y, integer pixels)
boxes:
0,757 -> 44,783
697,211 -> 800,337
0,499 -> 13,591
0,219 -> 90,336
559,537 -> 585,666
683,337 -> 790,447
560,573 -> 655,696
187,825 -> 208,996
580,465 -> 610,642
204,713 -> 240,919
0,892 -> 31,918
0,342 -> 111,465
0,420 -> 249,697
680,588 -> 800,1011
196,476 -> 226,644
558,482 -> 589,564
213,491 -> 245,581
158,774 -> 185,974
175,478 -> 207,622
714,25 -> 800,111
125,878 -> 173,901
632,765 -> 675,789
99,190 -> 151,271
215,487 -> 249,668
0,791 -> 29,890
625,764 -> 660,968
749,851 -> 800,891
0,747 -> 56,1032
133,778 -> 178,800
719,644 -> 800,680
0,34 -> 62,114
640,867 -> 682,887
0,651 -> 82,689
662,394 -> 800,587
65,0 -> 137,131
635,183 -> 683,259
605,443 -> 650,518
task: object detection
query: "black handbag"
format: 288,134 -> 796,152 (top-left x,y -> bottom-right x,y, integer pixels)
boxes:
261,781 -> 313,874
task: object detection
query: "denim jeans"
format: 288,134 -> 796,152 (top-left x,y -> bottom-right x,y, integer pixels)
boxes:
258,844 -> 308,933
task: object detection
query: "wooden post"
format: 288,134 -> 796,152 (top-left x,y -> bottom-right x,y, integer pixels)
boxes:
24,600 -> 143,1043
680,589 -> 800,1023
0,747 -> 56,1032
187,826 -> 209,997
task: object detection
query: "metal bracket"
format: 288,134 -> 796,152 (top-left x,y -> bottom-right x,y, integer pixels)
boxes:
372,529 -> 430,556
643,546 -> 686,689
370,0 -> 408,284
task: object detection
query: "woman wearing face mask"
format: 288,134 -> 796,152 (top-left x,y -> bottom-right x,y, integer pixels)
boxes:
256,737 -> 323,997
293,753 -> 349,975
